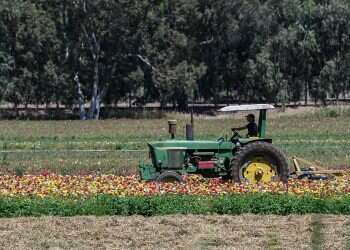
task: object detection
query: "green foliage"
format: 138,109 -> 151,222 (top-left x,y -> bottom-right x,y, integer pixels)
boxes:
0,0 -> 350,116
320,108 -> 339,118
1,194 -> 350,217
14,165 -> 25,177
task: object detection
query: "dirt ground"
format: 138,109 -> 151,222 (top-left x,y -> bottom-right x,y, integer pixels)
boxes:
0,215 -> 348,250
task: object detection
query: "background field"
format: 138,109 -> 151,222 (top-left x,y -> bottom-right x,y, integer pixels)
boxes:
0,106 -> 349,175
0,214 -> 348,250
0,107 -> 349,249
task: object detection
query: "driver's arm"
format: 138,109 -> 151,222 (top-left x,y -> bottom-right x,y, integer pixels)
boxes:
232,126 -> 246,131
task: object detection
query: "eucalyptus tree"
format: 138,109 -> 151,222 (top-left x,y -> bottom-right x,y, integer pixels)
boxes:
0,13 -> 12,101
313,0 -> 350,102
133,0 -> 206,110
0,0 -> 58,111
0,0 -> 350,116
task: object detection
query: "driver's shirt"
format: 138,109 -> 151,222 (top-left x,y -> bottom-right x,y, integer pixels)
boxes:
246,122 -> 258,137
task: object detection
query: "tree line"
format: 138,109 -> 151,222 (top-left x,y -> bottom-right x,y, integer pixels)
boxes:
0,0 -> 350,119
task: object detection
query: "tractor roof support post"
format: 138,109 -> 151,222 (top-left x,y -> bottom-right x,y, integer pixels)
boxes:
258,109 -> 267,138
186,124 -> 194,140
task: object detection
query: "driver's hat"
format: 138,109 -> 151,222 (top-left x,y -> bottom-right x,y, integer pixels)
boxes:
246,113 -> 255,119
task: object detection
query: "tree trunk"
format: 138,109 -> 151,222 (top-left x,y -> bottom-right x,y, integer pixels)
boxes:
56,99 -> 60,113
25,103 -> 29,113
336,94 -> 339,106
45,102 -> 50,113
81,24 -> 102,120
14,103 -> 19,117
304,81 -> 308,105
89,58 -> 100,120
74,73 -> 86,120
160,94 -> 167,110
95,92 -> 102,120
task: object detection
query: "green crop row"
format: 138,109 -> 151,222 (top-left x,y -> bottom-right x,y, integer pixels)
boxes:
1,194 -> 350,217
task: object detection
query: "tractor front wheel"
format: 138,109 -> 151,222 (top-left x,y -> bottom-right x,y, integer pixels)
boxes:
157,171 -> 184,183
231,142 -> 289,183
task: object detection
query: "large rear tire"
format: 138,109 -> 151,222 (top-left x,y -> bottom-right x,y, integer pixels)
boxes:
231,142 -> 289,183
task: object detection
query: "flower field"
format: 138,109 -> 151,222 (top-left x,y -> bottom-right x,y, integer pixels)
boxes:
0,108 -> 349,217
0,174 -> 349,198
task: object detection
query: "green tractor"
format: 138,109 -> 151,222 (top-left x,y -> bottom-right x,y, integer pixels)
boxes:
139,104 -> 289,183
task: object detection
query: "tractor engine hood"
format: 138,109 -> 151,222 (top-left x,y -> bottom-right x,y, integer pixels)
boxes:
148,140 -> 233,151
148,138 -> 272,151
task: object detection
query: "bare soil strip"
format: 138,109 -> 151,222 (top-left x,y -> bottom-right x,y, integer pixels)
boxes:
0,215 -> 347,250
321,215 -> 349,250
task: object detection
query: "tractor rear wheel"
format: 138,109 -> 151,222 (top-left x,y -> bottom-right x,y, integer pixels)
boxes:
157,171 -> 184,183
231,142 -> 289,183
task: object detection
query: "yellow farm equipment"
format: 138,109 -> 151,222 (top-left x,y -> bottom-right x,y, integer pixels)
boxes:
290,156 -> 349,180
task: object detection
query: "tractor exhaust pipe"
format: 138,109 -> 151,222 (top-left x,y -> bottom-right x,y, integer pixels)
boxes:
168,115 -> 194,140
186,105 -> 194,140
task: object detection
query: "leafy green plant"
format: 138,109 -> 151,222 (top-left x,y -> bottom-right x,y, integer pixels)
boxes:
0,194 -> 350,217
14,166 -> 25,177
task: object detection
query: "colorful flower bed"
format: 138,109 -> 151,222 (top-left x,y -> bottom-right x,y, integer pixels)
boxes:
0,174 -> 349,198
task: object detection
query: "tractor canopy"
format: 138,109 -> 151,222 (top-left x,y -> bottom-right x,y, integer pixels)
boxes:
218,104 -> 275,138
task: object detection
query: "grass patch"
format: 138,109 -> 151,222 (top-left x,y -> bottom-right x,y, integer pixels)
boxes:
0,107 -> 349,175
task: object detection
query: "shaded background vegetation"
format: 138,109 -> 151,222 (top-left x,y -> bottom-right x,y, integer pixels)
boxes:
0,0 -> 350,119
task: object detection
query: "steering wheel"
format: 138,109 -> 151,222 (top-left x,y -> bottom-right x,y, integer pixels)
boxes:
230,130 -> 242,141
216,136 -> 225,143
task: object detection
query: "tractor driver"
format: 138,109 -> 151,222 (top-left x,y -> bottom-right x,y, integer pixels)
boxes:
232,113 -> 258,137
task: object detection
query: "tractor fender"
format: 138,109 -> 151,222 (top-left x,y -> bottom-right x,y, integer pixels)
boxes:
232,139 -> 272,156
241,139 -> 272,145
